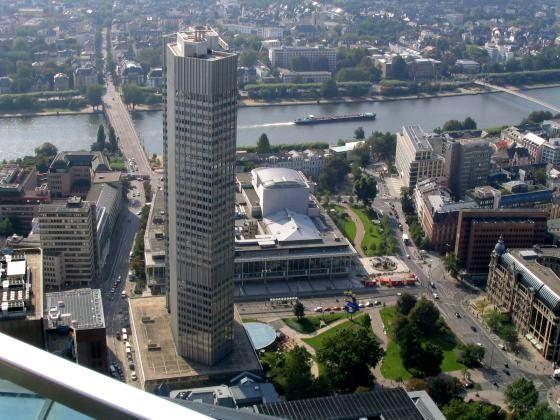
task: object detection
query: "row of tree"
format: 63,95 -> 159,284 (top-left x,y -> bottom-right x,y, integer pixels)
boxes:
91,124 -> 119,153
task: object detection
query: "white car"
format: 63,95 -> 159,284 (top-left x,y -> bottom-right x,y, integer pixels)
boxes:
433,293 -> 439,299
365,301 -> 373,307
314,306 -> 323,312
131,372 -> 137,381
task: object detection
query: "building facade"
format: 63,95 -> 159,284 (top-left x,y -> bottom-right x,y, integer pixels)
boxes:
487,246 -> 560,361
38,197 -> 99,289
445,138 -> 493,199
395,126 -> 444,188
164,27 -> 236,365
455,209 -> 548,277
269,46 -> 336,72
74,66 -> 97,91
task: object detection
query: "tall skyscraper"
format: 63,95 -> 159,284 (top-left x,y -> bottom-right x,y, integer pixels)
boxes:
163,27 -> 237,365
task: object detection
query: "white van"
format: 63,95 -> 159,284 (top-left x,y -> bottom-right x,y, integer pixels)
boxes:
122,333 -> 128,341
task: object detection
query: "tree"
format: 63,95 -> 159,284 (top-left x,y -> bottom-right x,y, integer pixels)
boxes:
417,343 -> 443,377
283,346 -> 315,400
463,117 -> 477,130
354,175 -> 377,206
442,119 -> 464,132
352,144 -> 371,167
391,55 -> 409,80
523,403 -> 559,420
293,301 -> 305,320
122,84 -> 144,109
318,156 -> 350,193
239,49 -> 258,67
400,187 -> 415,215
290,56 -> 311,71
351,162 -> 362,178
108,126 -> 118,153
367,131 -> 396,161
443,399 -> 505,420
397,293 -> 417,316
35,142 -> 58,159
443,253 -> 461,277
256,133 -> 271,154
427,375 -> 462,406
359,313 -> 372,329
459,344 -> 485,368
533,168 -> 547,185
321,79 -> 338,98
408,298 -> 440,334
85,84 -> 103,110
505,378 -> 539,417
96,125 -> 106,149
354,126 -> 365,140
0,218 -> 15,236
317,326 -> 384,392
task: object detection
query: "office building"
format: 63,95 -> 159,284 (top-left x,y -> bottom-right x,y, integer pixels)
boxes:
0,251 -> 44,349
38,197 -> 99,289
395,126 -> 444,188
45,288 -> 107,372
164,26 -> 237,365
542,138 -> 560,166
414,178 -> 476,251
269,46 -> 336,72
144,187 -> 166,294
277,68 -> 331,83
235,169 -> 356,289
455,209 -> 548,277
455,59 -> 480,73
468,184 -> 553,209
86,172 -> 123,270
444,137 -> 493,199
488,245 -> 560,361
48,151 -> 111,198
0,165 -> 50,233
520,132 -> 546,164
407,58 -> 441,80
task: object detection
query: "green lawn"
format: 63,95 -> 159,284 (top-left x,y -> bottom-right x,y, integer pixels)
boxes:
351,206 -> 396,256
283,313 -> 346,334
379,307 -> 464,380
109,155 -> 126,171
328,205 -> 357,242
303,314 -> 365,351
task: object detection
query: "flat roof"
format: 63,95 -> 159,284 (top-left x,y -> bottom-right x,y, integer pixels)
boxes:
45,288 -> 105,330
403,126 -> 433,151
145,188 -> 166,263
129,296 -> 261,386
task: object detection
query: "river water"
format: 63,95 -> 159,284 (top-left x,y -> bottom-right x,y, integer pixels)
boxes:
0,87 -> 559,160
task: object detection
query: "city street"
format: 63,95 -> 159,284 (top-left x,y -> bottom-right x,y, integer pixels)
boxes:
371,173 -> 557,399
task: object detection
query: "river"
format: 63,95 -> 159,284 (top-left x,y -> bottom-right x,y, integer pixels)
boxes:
0,87 -> 559,160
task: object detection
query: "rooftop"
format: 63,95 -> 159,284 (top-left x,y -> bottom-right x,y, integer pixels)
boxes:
45,288 -> 105,330
145,187 -> 166,267
254,388 -> 426,420
252,167 -> 307,189
129,296 -> 261,390
0,252 -> 42,320
498,247 -> 560,314
402,126 -> 433,152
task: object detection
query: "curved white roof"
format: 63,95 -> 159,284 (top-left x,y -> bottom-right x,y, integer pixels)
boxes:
252,167 -> 306,189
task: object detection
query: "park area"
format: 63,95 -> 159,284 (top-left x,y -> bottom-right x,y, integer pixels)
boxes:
380,305 -> 464,381
327,204 -> 396,256
282,313 -> 346,334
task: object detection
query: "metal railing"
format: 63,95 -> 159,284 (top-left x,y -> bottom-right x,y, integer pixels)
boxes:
0,332 -> 211,420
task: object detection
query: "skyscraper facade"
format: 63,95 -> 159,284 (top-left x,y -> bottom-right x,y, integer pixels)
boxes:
163,27 -> 236,365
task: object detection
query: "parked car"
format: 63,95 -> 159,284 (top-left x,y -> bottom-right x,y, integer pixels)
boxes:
131,372 -> 137,381
314,306 -> 323,312
471,325 -> 477,332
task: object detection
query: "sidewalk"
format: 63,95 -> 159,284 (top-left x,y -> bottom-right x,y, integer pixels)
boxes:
341,204 -> 366,257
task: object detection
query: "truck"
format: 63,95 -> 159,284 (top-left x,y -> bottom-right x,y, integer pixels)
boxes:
402,233 -> 410,245
553,368 -> 560,379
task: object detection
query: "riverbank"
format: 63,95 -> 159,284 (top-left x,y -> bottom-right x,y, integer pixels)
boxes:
0,107 -> 98,119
